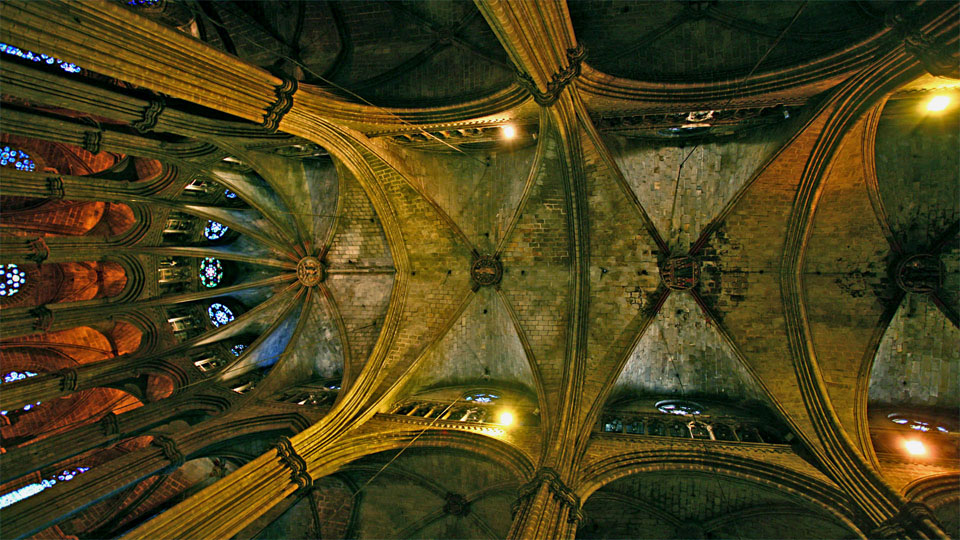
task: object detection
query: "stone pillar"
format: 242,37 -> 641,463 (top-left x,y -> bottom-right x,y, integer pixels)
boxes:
869,502 -> 950,540
0,388 -> 223,481
508,468 -> 582,540
2,439 -> 178,539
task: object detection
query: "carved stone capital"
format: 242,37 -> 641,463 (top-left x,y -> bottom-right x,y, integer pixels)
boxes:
515,44 -> 588,106
58,367 -> 78,392
133,95 -> 166,133
513,467 -> 583,523
27,237 -> 49,265
869,502 -> 945,539
262,77 -> 298,132
30,305 -> 54,332
152,434 -> 185,469
274,437 -> 312,491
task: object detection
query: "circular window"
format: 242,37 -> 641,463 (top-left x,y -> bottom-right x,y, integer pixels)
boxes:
1,264 -> 26,297
656,400 -> 704,416
224,189 -> 238,199
204,220 -> 229,241
0,146 -> 35,171
3,371 -> 37,383
230,344 -> 246,356
199,257 -> 223,288
207,303 -> 235,327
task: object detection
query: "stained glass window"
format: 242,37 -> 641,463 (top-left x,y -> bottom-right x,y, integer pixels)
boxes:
656,400 -> 703,416
1,264 -> 26,297
230,344 -> 246,356
224,189 -> 238,199
199,257 -> 223,288
207,303 -> 235,327
464,392 -> 498,404
888,414 -> 951,434
3,371 -> 38,383
0,467 -> 89,509
1,147 -> 36,171
1,371 -> 41,416
204,220 -> 229,241
0,43 -> 81,73
127,0 -> 161,5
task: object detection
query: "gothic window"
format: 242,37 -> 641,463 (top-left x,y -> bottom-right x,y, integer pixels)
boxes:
0,264 -> 26,297
199,257 -> 223,288
0,467 -> 89,509
204,220 -> 229,241
230,344 -> 246,356
1,371 -> 40,416
3,371 -> 37,383
656,400 -> 703,416
625,419 -> 643,434
603,418 -> 624,433
464,392 -> 498,403
0,146 -> 36,171
224,189 -> 238,199
0,43 -> 81,73
194,355 -> 224,373
888,414 -> 951,434
127,0 -> 161,6
207,303 -> 235,327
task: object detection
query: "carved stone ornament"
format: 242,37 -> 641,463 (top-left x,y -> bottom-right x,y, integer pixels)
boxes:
443,492 -> 471,516
896,253 -> 942,294
297,256 -> 325,287
471,255 -> 503,287
659,256 -> 700,291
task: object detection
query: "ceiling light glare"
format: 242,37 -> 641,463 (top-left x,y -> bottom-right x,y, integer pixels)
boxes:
501,125 -> 516,139
927,95 -> 950,111
499,411 -> 514,426
904,439 -> 926,456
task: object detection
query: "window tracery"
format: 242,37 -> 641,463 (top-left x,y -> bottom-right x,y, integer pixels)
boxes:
207,303 -> 235,327
224,189 -> 238,199
0,146 -> 36,171
0,467 -> 89,509
464,392 -> 498,403
0,264 -> 26,298
1,371 -> 41,416
199,257 -> 223,288
0,43 -> 81,73
888,414 -> 951,434
204,220 -> 229,241
230,344 -> 246,356
656,400 -> 703,416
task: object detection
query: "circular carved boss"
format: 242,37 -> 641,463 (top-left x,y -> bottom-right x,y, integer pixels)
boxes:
471,255 -> 503,287
659,256 -> 700,291
297,257 -> 325,286
896,254 -> 942,294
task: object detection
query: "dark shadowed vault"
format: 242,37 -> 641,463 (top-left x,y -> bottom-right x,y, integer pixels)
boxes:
0,1 -> 957,539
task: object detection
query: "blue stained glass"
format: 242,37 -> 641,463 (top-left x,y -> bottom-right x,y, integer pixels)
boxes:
1,264 -> 26,297
127,0 -> 161,5
0,43 -> 80,73
230,344 -> 246,356
1,146 -> 36,171
207,303 -> 235,327
224,189 -> 238,199
464,393 -> 498,404
204,220 -> 229,241
199,257 -> 223,288
0,467 -> 89,509
3,371 -> 38,383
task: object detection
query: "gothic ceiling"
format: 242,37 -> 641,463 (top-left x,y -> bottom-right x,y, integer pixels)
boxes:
0,0 -> 957,539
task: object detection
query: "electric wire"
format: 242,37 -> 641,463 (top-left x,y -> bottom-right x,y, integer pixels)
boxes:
183,3 -> 491,167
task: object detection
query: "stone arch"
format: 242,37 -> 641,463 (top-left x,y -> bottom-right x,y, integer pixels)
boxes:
577,448 -> 864,537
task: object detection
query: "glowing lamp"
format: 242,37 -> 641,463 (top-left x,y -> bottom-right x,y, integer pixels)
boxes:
501,125 -> 516,139
499,411 -> 514,426
927,95 -> 950,112
904,440 -> 926,456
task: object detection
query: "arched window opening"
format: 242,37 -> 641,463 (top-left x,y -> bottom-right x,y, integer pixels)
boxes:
656,400 -> 704,416
224,189 -> 238,199
193,354 -> 225,373
1,371 -> 41,416
199,257 -> 223,288
277,380 -> 341,407
464,392 -> 498,403
888,414 -> 952,434
166,306 -> 206,342
1,264 -> 26,297
230,344 -> 247,356
0,466 -> 90,509
207,303 -> 235,327
204,220 -> 229,241
158,257 -> 193,293
0,43 -> 80,73
0,146 -> 36,171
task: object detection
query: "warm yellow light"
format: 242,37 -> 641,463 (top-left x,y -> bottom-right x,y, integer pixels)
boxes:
904,439 -> 926,456
502,125 -> 516,139
499,411 -> 514,426
927,95 -> 950,111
